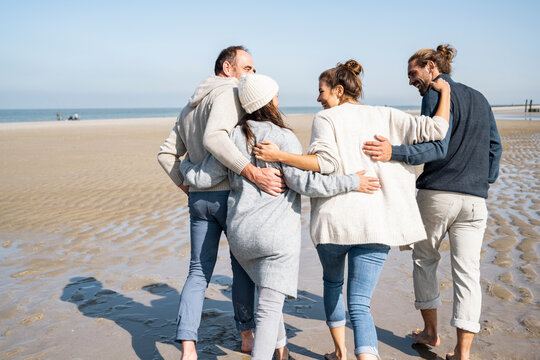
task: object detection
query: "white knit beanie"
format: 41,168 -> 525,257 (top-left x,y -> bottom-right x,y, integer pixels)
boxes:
238,74 -> 279,114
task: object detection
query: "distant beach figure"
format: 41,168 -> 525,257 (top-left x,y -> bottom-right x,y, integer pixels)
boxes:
362,44 -> 502,360
68,113 -> 79,120
180,73 -> 376,359
56,112 -> 61,121
253,60 -> 451,360
157,46 -> 286,359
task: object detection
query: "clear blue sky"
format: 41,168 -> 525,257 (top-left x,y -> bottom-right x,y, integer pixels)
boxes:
0,0 -> 538,109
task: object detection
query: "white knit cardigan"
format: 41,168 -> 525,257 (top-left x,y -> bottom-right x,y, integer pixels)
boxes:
308,103 -> 449,247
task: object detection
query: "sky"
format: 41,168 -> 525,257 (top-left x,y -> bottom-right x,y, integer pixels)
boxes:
0,0 -> 539,109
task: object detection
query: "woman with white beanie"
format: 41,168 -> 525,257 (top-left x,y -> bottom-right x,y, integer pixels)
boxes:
180,73 -> 379,359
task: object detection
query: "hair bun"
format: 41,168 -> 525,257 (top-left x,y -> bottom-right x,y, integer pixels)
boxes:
436,44 -> 456,63
338,60 -> 363,77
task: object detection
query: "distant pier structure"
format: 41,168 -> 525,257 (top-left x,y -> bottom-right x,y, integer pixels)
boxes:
525,99 -> 539,112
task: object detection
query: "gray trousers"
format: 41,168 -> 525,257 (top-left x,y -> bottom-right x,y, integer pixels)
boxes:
413,189 -> 488,333
251,286 -> 287,360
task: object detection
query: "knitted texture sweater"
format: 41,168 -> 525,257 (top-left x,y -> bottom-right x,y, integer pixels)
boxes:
180,120 -> 360,297
157,76 -> 250,192
390,74 -> 502,198
308,103 -> 449,247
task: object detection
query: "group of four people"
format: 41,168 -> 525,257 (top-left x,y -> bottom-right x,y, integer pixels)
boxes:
157,44 -> 502,360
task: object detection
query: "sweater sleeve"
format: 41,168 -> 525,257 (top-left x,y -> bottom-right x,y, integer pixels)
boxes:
487,108 -> 502,183
157,115 -> 187,187
180,154 -> 228,188
388,105 -> 449,145
203,87 -> 250,174
390,90 -> 451,165
307,113 -> 341,174
281,132 -> 359,197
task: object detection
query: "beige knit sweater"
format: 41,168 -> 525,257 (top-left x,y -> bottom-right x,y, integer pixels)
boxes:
157,76 -> 250,192
308,103 -> 449,247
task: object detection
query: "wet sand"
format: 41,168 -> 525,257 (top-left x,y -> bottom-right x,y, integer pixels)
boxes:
0,110 -> 539,359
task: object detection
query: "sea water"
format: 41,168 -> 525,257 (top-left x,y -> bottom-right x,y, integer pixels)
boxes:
0,106 -> 425,124
2,105 -> 539,124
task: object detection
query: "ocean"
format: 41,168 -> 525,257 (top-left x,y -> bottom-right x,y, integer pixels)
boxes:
1,106 -> 537,124
0,106 -> 419,124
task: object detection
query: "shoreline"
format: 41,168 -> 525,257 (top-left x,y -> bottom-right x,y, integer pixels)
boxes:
1,104 -> 539,126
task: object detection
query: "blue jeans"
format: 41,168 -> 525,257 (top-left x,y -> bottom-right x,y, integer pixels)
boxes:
176,191 -> 255,342
317,243 -> 390,358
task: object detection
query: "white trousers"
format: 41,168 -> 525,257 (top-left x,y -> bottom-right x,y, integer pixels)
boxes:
413,189 -> 487,333
251,286 -> 287,360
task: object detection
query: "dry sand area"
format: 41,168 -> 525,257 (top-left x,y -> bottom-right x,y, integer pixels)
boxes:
0,111 -> 539,359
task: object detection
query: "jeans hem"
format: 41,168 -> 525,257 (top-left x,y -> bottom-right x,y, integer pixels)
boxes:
355,345 -> 379,359
451,318 -> 480,333
327,319 -> 347,328
414,297 -> 442,310
176,329 -> 198,343
236,320 -> 256,332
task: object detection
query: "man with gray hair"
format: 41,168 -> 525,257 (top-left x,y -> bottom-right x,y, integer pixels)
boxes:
158,45 -> 285,359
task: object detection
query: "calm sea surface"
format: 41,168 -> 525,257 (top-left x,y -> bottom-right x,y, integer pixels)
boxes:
1,106 -> 536,124
0,106 -> 419,124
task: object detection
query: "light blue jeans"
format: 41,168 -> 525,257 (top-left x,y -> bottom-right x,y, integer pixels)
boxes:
176,191 -> 255,342
317,243 -> 390,358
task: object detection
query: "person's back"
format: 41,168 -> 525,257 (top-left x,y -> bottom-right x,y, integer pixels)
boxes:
176,76 -> 240,191
227,121 -> 302,297
309,103 -> 448,247
417,75 -> 494,198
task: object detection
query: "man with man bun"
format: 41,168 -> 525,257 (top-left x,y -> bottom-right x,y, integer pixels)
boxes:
363,44 -> 502,360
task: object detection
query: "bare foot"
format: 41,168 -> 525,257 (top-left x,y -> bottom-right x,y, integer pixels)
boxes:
446,351 -> 470,360
324,351 -> 346,360
181,340 -> 197,360
274,346 -> 289,360
412,328 -> 440,346
240,329 -> 254,353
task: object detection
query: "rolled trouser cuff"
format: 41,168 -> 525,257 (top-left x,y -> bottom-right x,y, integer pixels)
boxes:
176,329 -> 197,343
236,319 -> 256,332
414,297 -> 442,310
275,335 -> 287,349
451,317 -> 480,333
355,345 -> 380,359
327,319 -> 347,328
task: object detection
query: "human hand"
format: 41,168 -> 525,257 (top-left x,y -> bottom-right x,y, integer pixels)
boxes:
430,78 -> 450,94
355,170 -> 380,194
362,135 -> 392,162
253,141 -> 282,162
254,167 -> 286,196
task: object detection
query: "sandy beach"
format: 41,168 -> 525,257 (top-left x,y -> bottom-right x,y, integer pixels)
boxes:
0,107 -> 539,359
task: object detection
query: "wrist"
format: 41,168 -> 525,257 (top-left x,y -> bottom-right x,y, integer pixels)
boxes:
240,163 -> 258,182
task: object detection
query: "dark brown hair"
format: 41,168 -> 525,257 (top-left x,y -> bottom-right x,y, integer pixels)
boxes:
214,45 -> 249,76
239,101 -> 291,152
319,59 -> 364,103
408,44 -> 456,75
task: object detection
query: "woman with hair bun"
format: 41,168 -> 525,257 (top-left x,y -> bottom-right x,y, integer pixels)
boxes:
253,60 -> 451,360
